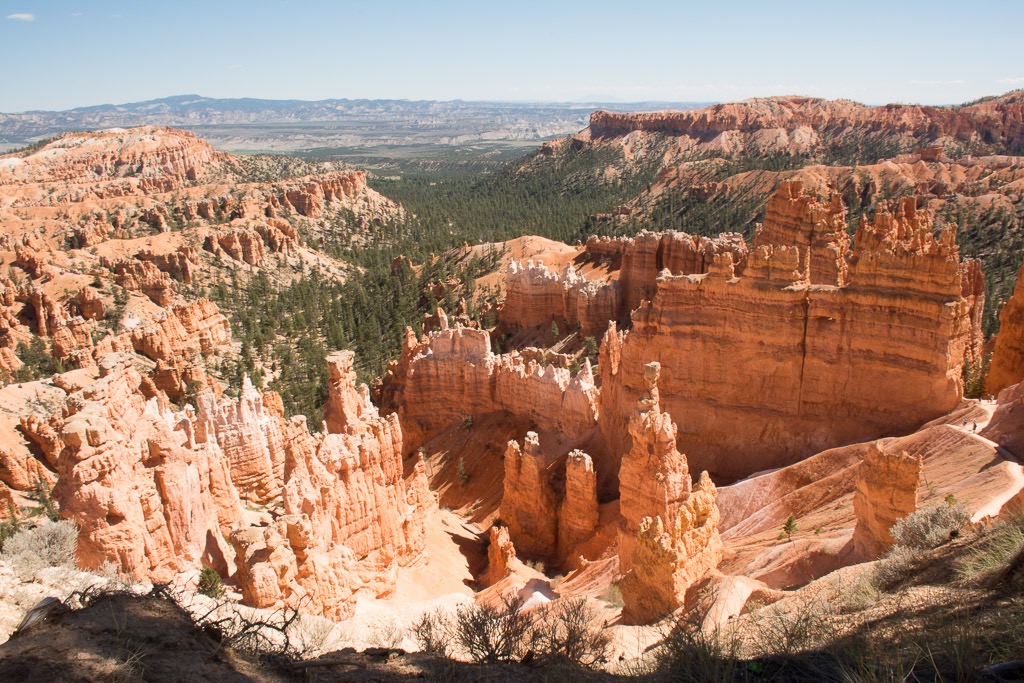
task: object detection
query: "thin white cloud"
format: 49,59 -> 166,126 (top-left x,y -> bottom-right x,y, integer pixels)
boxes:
5,13 -> 35,22
111,13 -> 122,19
910,79 -> 967,85
228,64 -> 244,70
71,12 -> 83,17
998,77 -> 1024,84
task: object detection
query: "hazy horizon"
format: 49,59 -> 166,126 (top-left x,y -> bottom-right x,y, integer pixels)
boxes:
2,0 -> 1023,112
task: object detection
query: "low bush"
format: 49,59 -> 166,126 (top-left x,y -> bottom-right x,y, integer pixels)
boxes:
957,516 -> 1024,588
454,594 -> 533,663
1,519 -> 78,578
891,501 -> 971,550
873,544 -> 925,589
412,608 -> 455,658
654,617 -> 741,683
413,595 -> 612,670
530,596 -> 611,669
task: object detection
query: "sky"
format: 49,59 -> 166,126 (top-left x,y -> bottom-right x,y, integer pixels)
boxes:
2,0 -> 1023,112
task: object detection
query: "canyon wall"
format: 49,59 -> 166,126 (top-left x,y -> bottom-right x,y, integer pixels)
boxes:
600,196 -> 970,481
17,347 -> 429,620
498,230 -> 747,336
392,321 -> 599,454
988,262 -> 1024,395
586,96 -> 1024,150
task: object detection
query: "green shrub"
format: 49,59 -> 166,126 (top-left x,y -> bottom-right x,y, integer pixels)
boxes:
197,567 -> 225,598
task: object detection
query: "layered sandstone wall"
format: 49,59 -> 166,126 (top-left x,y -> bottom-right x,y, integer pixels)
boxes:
0,127 -> 223,192
501,433 -> 558,559
194,377 -> 287,504
393,323 -> 599,454
586,96 -> 1024,149
752,180 -> 848,286
852,445 -> 923,559
987,262 -> 1024,394
51,354 -> 241,580
500,260 -> 619,337
498,230 -> 747,335
18,344 -> 430,620
601,198 -> 970,481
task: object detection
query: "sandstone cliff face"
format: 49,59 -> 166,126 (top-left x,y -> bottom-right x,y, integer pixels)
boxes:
617,363 -> 692,568
852,445 -> 923,559
616,231 -> 749,316
616,365 -> 722,624
27,346 -> 430,620
753,180 -> 848,286
194,378 -> 286,505
483,525 -> 517,587
501,433 -> 558,559
500,260 -> 619,337
497,230 -> 747,336
600,195 -> 970,481
52,354 -> 241,580
960,258 -> 986,368
259,354 -> 431,619
104,258 -> 178,306
201,219 -> 300,267
0,127 -> 223,198
393,323 -> 599,455
586,95 -> 1024,153
987,262 -> 1024,395
557,450 -> 599,562
125,299 -> 230,363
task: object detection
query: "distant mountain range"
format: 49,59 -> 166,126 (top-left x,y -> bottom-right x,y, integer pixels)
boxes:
0,95 -> 711,152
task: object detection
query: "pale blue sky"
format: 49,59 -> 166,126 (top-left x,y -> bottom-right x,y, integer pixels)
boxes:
2,0 -> 1022,111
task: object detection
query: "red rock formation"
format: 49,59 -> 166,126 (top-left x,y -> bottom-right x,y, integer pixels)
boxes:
616,362 -> 722,624
257,356 -> 431,618
0,442 -> 55,492
557,449 -> 599,561
394,325 -> 599,454
76,287 -> 105,321
623,483 -> 722,621
0,127 -> 223,194
960,258 -> 986,368
586,95 -> 1024,151
18,414 -> 63,469
194,378 -> 286,504
483,525 -> 516,586
617,231 -> 749,316
600,195 -> 971,481
104,258 -> 178,306
501,432 -> 558,559
53,354 -> 241,580
987,262 -> 1024,395
136,246 -> 199,284
852,445 -> 923,559
127,299 -> 230,362
204,227 -> 267,267
149,358 -> 216,403
499,231 -> 748,335
322,351 -> 376,434
982,380 -> 1024,458
500,260 -> 619,337
753,180 -> 848,286
0,483 -> 18,520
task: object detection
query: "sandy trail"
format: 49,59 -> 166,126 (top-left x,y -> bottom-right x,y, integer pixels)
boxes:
954,400 -> 1024,521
